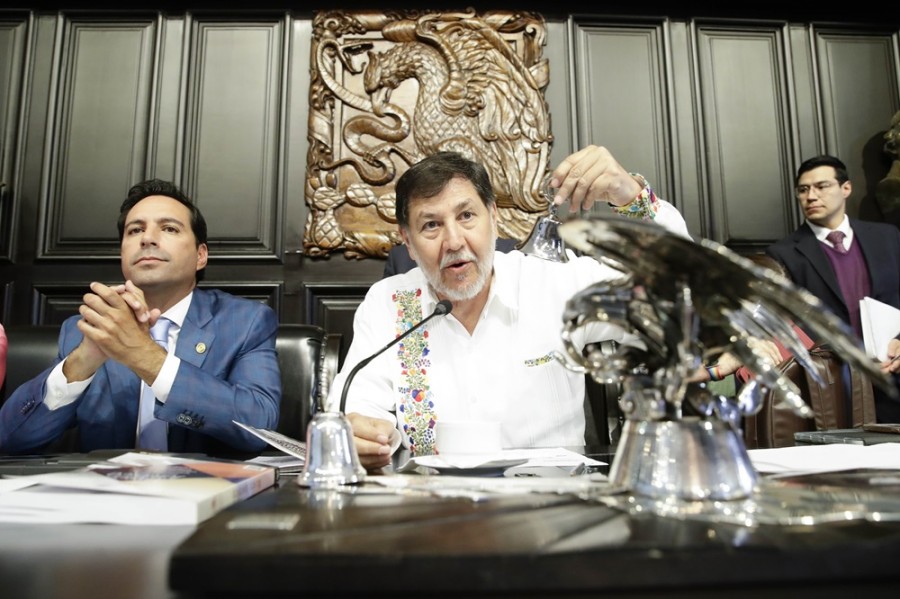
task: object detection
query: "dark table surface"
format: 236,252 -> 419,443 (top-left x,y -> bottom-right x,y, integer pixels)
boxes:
169,450 -> 900,598
5,448 -> 900,598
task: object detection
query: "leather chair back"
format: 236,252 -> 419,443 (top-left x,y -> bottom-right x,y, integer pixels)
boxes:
1,326 -> 61,403
275,324 -> 342,440
742,344 -> 876,448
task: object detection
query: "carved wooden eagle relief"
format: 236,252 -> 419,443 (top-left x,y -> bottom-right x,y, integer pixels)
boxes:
304,9 -> 553,259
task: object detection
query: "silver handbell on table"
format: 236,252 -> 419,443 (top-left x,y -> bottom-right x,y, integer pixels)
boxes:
298,340 -> 366,489
553,215 -> 896,503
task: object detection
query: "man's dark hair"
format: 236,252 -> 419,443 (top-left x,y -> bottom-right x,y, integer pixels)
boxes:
118,179 -> 208,281
795,155 -> 850,187
395,151 -> 496,229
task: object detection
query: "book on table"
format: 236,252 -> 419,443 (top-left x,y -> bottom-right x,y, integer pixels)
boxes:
0,452 -> 275,525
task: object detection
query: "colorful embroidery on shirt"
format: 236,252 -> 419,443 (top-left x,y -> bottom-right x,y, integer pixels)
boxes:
394,289 -> 437,454
524,353 -> 554,367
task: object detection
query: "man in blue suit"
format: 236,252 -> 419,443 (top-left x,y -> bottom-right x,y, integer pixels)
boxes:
767,155 -> 900,421
0,180 -> 281,456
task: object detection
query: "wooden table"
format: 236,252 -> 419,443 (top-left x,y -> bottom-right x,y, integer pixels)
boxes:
4,448 -> 900,598
169,466 -> 900,598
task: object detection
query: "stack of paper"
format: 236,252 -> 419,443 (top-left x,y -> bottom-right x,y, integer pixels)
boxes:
749,443 -> 900,476
860,296 -> 900,361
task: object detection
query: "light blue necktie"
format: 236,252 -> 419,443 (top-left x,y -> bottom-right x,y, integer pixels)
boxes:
138,318 -> 171,451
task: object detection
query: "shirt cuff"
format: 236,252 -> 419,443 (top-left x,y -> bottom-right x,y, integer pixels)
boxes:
43,359 -> 93,410
609,173 -> 659,221
150,354 -> 180,404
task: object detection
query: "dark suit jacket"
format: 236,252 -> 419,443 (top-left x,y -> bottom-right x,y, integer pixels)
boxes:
0,324 -> 6,395
382,238 -> 520,278
0,288 -> 281,456
766,219 -> 900,334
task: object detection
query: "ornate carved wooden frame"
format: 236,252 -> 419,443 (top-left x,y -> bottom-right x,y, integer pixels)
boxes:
304,9 -> 553,259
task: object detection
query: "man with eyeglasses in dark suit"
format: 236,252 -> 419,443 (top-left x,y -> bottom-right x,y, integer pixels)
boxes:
767,154 -> 900,421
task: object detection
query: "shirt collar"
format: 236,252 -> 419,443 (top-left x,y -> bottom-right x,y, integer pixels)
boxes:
160,292 -> 193,329
806,214 -> 853,245
489,250 -> 519,315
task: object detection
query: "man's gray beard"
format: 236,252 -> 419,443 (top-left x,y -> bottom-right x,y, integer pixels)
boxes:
422,237 -> 496,302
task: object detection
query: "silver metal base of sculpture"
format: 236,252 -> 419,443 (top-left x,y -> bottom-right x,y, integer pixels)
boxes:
609,418 -> 758,501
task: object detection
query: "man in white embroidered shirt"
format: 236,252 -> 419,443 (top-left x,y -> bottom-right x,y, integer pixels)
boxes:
334,147 -> 691,470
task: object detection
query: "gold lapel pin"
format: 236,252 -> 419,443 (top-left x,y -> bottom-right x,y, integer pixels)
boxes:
195,342 -> 207,354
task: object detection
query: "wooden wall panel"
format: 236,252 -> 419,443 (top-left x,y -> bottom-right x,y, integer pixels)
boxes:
787,24 -> 822,183
572,22 -> 671,212
30,281 -> 281,326
0,17 -> 28,261
46,18 -> 156,256
31,283 -> 88,324
149,15 -> 185,182
696,25 -> 793,249
666,21 -> 705,236
183,18 -> 284,258
304,283 -> 368,365
813,29 -> 900,220
283,16 -> 311,255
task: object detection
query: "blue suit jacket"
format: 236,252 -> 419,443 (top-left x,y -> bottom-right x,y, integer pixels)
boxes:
766,219 -> 900,334
0,288 -> 280,456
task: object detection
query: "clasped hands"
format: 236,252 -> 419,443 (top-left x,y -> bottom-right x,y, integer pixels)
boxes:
64,280 -> 165,384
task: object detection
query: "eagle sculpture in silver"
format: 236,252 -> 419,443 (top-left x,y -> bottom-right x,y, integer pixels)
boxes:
553,215 -> 896,427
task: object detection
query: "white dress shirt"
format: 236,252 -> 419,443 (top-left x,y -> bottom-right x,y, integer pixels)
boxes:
44,293 -> 192,410
334,200 -> 691,451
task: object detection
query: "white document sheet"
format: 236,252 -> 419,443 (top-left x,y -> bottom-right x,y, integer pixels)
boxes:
749,443 -> 900,475
410,447 -> 605,470
860,296 -> 900,361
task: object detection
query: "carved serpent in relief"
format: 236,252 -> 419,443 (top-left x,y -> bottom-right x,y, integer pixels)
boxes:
315,38 -> 414,186
304,10 -> 552,257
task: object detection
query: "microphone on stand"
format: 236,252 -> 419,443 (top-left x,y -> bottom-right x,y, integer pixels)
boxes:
300,299 -> 452,488
338,299 -> 453,413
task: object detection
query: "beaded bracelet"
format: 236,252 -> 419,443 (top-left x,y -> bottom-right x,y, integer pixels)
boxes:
705,365 -> 723,382
610,173 -> 659,221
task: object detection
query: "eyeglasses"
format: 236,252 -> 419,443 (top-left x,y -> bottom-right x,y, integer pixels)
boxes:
796,180 -> 839,196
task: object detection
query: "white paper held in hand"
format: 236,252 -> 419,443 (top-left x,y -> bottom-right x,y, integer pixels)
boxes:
859,296 -> 900,361
232,420 -> 306,461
